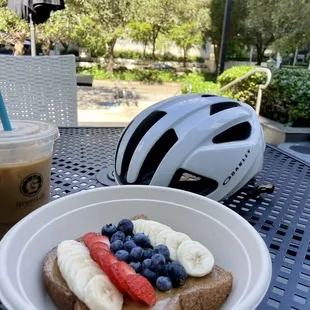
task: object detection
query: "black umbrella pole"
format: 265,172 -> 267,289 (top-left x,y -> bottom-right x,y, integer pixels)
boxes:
218,0 -> 233,75
29,14 -> 36,56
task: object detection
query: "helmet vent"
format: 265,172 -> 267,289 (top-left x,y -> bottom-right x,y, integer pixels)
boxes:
212,121 -> 252,144
169,169 -> 218,196
201,94 -> 216,97
137,129 -> 178,185
210,102 -> 240,115
120,110 -> 166,178
115,118 -> 134,159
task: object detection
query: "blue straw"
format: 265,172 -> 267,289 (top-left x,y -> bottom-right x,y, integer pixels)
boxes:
0,91 -> 12,131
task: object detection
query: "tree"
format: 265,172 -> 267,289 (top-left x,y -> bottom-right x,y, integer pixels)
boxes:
72,16 -> 106,57
0,0 -> 29,55
133,0 -> 176,61
245,0 -> 279,65
68,0 -> 136,73
36,8 -> 78,55
169,23 -> 202,67
37,5 -> 106,57
127,21 -> 152,58
205,0 -> 247,66
272,0 -> 310,55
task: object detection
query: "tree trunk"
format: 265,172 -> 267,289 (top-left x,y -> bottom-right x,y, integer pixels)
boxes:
14,40 -> 24,56
256,32 -> 263,65
151,38 -> 156,61
41,39 -> 51,56
143,44 -> 147,59
183,48 -> 187,68
106,38 -> 117,74
293,47 -> 298,66
61,41 -> 69,54
214,43 -> 219,69
151,25 -> 160,61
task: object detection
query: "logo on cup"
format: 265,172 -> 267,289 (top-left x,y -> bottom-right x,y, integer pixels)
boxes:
20,174 -> 43,197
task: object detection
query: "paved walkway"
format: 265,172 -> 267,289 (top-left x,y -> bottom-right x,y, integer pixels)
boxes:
78,80 -> 182,126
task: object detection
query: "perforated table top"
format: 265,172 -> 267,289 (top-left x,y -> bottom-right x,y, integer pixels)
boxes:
1,127 -> 310,310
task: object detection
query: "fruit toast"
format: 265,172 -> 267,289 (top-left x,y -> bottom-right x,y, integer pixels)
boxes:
43,216 -> 233,310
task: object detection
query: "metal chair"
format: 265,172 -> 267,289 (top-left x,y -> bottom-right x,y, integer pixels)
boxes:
0,55 -> 78,126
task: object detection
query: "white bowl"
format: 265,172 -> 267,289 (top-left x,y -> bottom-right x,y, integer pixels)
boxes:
0,186 -> 271,310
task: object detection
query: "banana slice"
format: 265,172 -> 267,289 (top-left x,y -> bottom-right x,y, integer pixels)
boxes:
84,275 -> 124,310
165,232 -> 191,261
68,259 -> 99,280
143,220 -> 158,236
155,230 -> 176,246
133,219 -> 147,234
57,240 -> 86,255
177,240 -> 214,277
58,251 -> 90,271
58,252 -> 91,274
73,266 -> 104,300
148,223 -> 172,246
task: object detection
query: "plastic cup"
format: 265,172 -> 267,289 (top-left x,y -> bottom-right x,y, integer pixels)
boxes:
0,120 -> 59,238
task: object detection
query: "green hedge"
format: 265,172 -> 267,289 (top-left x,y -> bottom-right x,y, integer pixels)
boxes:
263,69 -> 310,126
114,50 -> 205,63
217,66 -> 266,108
77,66 -> 178,83
180,73 -> 219,94
217,66 -> 310,127
77,66 -> 216,84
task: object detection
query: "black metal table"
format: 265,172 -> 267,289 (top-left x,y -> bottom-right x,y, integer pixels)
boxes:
1,127 -> 310,310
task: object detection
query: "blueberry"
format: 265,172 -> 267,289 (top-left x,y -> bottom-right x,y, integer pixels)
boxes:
124,240 -> 136,252
142,258 -> 152,269
150,253 -> 166,271
117,219 -> 134,235
168,262 -> 188,287
160,263 -> 170,276
156,276 -> 173,291
110,231 -> 125,243
125,235 -> 133,242
130,246 -> 144,262
143,248 -> 153,259
142,268 -> 158,285
115,250 -> 130,262
101,223 -> 117,237
110,240 -> 123,254
130,261 -> 142,273
133,233 -> 151,248
154,245 -> 170,261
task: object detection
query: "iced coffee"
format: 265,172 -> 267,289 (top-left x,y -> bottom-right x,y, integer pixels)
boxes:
0,120 -> 59,238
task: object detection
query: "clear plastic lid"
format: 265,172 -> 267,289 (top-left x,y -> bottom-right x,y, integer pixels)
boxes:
0,120 -> 59,150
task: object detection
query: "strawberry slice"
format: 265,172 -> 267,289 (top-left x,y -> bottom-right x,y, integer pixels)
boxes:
82,232 -> 98,248
98,251 -> 118,273
87,235 -> 110,248
97,254 -> 123,292
110,261 -> 136,296
127,274 -> 157,307
90,243 -> 110,262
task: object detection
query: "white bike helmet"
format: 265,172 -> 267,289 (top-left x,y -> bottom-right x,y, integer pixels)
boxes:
114,94 -> 266,201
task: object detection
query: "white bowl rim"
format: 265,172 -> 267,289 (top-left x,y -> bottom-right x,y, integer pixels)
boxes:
0,185 -> 272,310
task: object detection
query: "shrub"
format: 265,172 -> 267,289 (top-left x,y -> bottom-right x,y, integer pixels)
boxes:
113,68 -> 178,83
262,69 -> 310,126
77,66 -> 216,84
77,66 -> 111,79
180,73 -> 219,94
78,66 -> 178,83
217,66 -> 310,127
114,50 -> 204,63
217,66 -> 266,108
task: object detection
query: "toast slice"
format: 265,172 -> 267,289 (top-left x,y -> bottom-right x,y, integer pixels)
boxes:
43,246 -> 233,310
